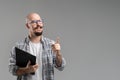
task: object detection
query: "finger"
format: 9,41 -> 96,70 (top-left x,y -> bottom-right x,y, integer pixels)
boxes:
50,40 -> 55,45
56,37 -> 60,43
34,64 -> 39,68
26,61 -> 31,67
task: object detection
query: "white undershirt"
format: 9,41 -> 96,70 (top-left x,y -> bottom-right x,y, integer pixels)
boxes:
29,41 -> 42,80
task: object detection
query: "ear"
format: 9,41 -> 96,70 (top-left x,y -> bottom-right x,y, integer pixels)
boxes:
26,23 -> 30,29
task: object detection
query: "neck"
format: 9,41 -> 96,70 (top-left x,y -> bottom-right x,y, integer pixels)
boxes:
29,34 -> 42,43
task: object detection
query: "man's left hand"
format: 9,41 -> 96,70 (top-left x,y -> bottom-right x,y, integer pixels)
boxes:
52,37 -> 61,53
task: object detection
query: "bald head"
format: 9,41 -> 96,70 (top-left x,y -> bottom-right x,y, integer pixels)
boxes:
26,13 -> 42,23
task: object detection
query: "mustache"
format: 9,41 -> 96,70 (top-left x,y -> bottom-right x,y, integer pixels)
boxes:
33,26 -> 43,30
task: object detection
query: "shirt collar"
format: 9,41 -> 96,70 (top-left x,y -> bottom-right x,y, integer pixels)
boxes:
25,35 -> 44,45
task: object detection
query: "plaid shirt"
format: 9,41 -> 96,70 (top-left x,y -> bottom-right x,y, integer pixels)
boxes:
9,36 -> 66,80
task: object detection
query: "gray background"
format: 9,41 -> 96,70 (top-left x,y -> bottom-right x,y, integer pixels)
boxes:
0,0 -> 120,80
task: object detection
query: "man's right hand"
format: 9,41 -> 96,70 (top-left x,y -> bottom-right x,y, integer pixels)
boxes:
26,61 -> 39,74
16,61 -> 39,75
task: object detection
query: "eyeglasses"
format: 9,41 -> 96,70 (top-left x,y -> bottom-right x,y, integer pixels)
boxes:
29,20 -> 43,24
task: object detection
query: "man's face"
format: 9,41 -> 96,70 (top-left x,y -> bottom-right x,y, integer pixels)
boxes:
27,14 -> 44,36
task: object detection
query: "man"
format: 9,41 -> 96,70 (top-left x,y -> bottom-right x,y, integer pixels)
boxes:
9,13 -> 66,80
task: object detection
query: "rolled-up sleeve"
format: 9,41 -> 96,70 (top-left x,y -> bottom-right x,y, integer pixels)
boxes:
55,57 -> 66,71
9,46 -> 19,76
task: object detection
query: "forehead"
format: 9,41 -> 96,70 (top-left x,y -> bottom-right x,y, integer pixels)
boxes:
27,13 -> 41,20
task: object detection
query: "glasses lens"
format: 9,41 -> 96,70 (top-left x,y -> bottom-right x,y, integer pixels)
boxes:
30,20 -> 42,24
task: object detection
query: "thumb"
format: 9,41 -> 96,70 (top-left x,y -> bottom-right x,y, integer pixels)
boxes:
26,60 -> 31,67
56,37 -> 60,43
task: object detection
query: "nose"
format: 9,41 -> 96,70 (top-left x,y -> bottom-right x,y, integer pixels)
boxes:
37,23 -> 43,27
36,22 -> 43,28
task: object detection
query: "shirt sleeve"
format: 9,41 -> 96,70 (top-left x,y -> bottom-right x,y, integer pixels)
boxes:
53,53 -> 66,71
55,57 -> 66,71
8,46 -> 19,76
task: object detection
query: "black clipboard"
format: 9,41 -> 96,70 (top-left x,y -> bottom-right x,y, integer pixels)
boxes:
15,47 -> 36,67
15,47 -> 36,75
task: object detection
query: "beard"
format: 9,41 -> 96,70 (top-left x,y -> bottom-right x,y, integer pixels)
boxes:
34,31 -> 43,36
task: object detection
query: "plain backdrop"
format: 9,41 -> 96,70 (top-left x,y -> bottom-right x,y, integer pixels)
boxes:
0,0 -> 120,80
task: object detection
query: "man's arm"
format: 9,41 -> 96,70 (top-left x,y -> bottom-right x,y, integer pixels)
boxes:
55,51 -> 62,67
16,63 -> 38,76
52,37 -> 66,70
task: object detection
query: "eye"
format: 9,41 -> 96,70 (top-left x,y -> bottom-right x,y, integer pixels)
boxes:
31,20 -> 37,23
38,20 -> 41,22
